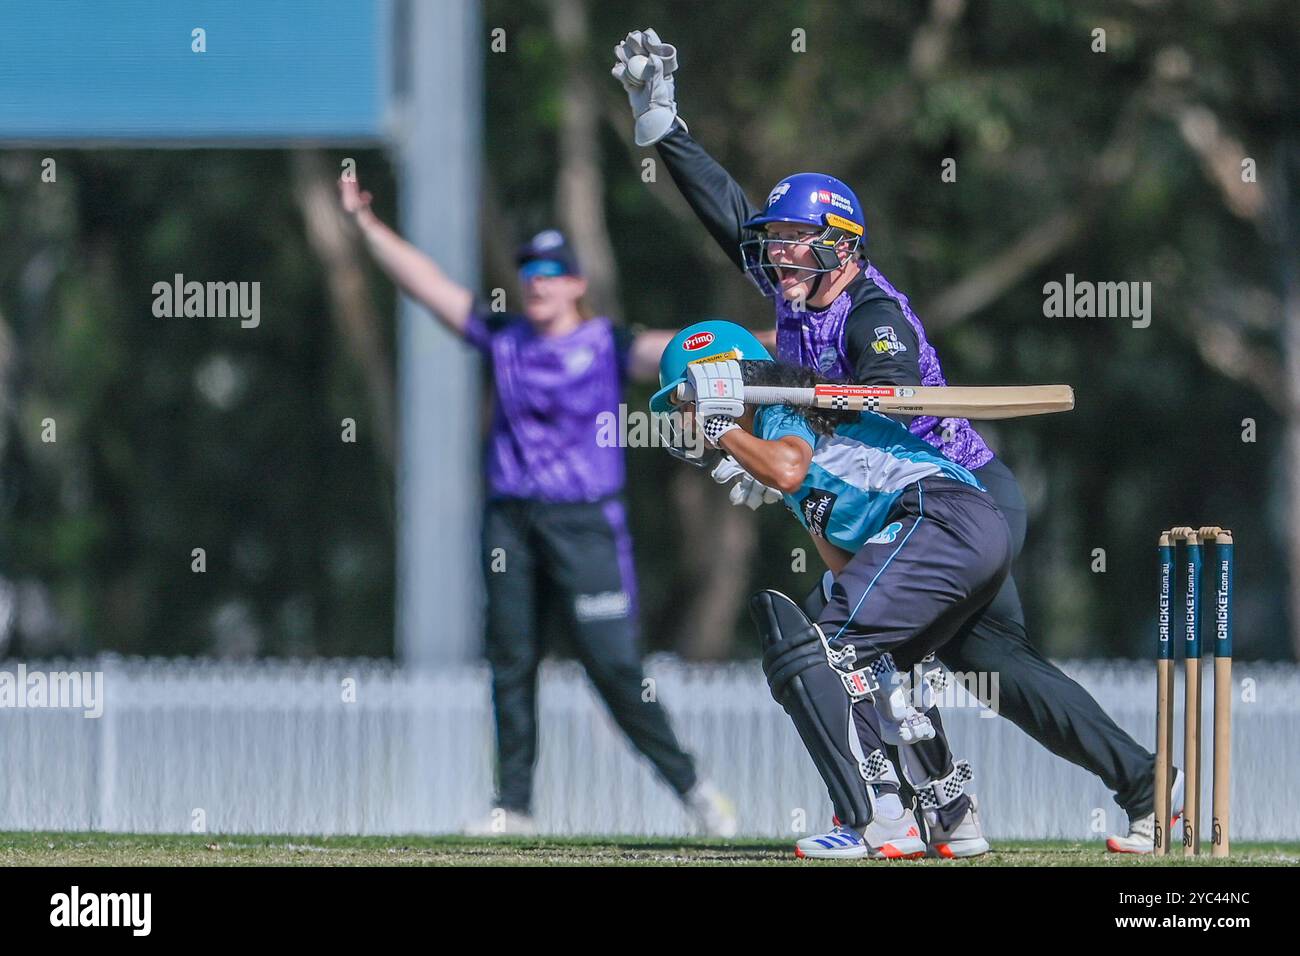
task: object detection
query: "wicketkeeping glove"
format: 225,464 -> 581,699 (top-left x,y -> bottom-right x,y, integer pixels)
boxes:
611,28 -> 686,147
710,455 -> 783,510
870,656 -> 937,746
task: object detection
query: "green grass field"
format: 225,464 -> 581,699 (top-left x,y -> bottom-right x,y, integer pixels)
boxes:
2,832 -> 1298,866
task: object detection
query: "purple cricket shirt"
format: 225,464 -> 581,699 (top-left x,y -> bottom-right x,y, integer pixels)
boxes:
465,308 -> 628,503
774,264 -> 993,471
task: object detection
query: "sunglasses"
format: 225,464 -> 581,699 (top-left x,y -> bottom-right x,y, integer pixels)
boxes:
519,259 -> 570,280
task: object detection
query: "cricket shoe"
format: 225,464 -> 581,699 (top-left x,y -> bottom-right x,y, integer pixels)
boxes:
684,779 -> 739,838
924,795 -> 990,859
1106,768 -> 1185,854
463,808 -> 537,837
797,810 -> 927,860
862,806 -> 928,859
795,825 -> 869,859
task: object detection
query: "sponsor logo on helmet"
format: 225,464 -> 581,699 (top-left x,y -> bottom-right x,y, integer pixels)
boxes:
688,348 -> 742,365
682,331 -> 716,351
811,190 -> 856,214
824,212 -> 864,236
766,182 -> 791,206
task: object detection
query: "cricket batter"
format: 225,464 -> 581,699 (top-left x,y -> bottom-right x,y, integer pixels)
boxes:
614,28 -> 1179,851
339,177 -> 737,837
654,320 -> 1012,858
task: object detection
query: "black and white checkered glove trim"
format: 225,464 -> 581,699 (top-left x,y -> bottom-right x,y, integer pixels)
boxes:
702,415 -> 740,449
868,653 -> 898,681
916,760 -> 975,810
859,748 -> 900,787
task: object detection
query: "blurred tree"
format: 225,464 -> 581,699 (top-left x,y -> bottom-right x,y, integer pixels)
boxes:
0,151 -> 397,657
293,150 -> 396,469
1,0 -> 1296,661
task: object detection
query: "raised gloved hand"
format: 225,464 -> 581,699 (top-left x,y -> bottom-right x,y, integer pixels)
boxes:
710,455 -> 782,509
611,28 -> 686,147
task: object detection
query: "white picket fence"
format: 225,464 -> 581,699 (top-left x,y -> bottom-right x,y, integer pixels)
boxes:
2,656 -> 1298,841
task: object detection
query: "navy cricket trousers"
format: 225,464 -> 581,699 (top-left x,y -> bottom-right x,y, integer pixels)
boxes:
812,477 -> 1011,827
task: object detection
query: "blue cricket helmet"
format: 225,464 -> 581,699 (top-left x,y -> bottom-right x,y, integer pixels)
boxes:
740,173 -> 867,297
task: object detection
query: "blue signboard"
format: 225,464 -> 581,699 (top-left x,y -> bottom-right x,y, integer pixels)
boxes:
0,0 -> 388,142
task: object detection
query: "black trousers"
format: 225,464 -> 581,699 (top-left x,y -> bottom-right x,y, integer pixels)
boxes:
483,497 -> 697,813
940,456 -> 1155,815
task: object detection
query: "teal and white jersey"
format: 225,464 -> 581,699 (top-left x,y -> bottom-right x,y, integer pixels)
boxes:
756,405 -> 985,552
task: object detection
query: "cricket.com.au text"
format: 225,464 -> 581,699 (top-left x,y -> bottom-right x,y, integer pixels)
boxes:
0,665 -> 103,718
50,886 -> 151,936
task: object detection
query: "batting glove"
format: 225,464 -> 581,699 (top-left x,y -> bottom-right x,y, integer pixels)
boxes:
684,359 -> 745,420
710,455 -> 782,509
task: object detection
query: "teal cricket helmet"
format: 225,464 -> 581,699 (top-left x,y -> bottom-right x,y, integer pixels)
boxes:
649,320 -> 772,414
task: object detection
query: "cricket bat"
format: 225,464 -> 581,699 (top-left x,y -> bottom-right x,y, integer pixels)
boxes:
674,382 -> 1075,419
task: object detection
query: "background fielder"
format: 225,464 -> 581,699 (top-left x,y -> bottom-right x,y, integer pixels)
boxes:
340,178 -> 736,836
